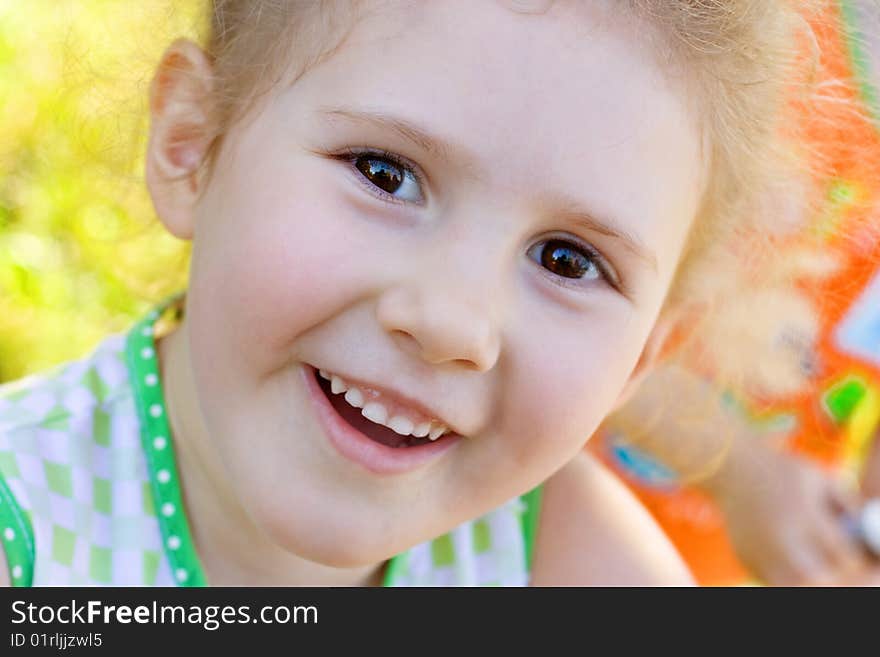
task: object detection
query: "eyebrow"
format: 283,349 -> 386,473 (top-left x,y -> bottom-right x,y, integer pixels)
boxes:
318,105 -> 658,272
554,203 -> 659,272
319,105 -> 457,163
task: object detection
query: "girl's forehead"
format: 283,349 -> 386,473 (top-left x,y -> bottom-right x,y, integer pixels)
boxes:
500,0 -> 557,13
356,0 -> 622,46
288,2 -> 704,224
308,0 -> 696,155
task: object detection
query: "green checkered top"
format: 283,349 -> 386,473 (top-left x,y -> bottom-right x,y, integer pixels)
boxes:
0,296 -> 541,586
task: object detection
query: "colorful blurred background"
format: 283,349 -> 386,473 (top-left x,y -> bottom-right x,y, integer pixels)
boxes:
0,1 -> 203,383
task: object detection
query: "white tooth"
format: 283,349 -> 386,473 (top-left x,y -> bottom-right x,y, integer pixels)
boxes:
412,422 -> 431,438
330,375 -> 347,394
388,416 -> 415,436
362,402 -> 388,425
428,425 -> 447,441
318,369 -> 331,380
344,387 -> 364,408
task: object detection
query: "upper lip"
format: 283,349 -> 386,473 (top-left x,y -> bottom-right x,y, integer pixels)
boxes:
312,364 -> 462,435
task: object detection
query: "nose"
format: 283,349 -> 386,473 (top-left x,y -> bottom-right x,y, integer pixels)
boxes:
376,282 -> 502,373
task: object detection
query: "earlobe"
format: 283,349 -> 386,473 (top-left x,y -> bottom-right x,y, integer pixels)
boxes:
145,39 -> 215,241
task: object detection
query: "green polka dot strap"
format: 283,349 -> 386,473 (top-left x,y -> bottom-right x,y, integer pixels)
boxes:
125,295 -> 207,586
0,469 -> 34,586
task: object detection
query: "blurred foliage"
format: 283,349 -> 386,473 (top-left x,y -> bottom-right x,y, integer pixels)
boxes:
0,1 -> 205,382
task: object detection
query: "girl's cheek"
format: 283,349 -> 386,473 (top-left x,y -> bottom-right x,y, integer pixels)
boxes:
194,165 -> 373,373
502,321 -> 643,461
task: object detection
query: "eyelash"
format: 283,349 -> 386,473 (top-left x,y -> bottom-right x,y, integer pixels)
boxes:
330,147 -> 427,206
326,147 -> 622,293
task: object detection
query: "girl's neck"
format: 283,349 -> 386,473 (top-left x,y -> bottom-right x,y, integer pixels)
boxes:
155,315 -> 387,586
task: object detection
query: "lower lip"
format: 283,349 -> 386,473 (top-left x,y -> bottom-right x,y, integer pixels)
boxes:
301,364 -> 462,475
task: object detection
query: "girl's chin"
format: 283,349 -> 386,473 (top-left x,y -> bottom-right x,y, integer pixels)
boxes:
256,509 -> 408,569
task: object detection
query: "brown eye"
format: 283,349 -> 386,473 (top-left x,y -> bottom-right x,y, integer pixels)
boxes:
355,156 -> 404,194
535,239 -> 600,280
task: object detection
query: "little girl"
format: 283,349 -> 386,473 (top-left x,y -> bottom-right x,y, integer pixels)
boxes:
0,0 -> 820,586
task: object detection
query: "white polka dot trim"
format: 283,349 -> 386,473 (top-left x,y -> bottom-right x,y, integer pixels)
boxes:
149,404 -> 163,418
145,373 -> 158,386
157,469 -> 171,484
3,527 -> 14,541
141,326 -> 154,336
175,569 -> 189,582
141,347 -> 154,359
168,536 -> 181,550
11,565 -> 22,580
153,436 -> 167,450
161,503 -> 175,517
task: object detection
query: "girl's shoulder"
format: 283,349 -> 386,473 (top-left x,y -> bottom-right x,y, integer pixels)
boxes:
531,450 -> 694,586
0,332 -> 132,434
0,331 -> 139,586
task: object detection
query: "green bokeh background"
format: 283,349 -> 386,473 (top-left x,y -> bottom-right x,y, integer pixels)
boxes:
0,1 -> 204,382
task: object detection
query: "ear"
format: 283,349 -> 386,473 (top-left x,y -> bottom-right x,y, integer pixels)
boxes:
611,309 -> 685,412
145,39 -> 215,241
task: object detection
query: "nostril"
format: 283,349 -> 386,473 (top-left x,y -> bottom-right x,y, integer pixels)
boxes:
389,329 -> 422,355
451,358 -> 482,371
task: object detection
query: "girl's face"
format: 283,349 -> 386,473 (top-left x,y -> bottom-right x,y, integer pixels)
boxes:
173,0 -> 704,565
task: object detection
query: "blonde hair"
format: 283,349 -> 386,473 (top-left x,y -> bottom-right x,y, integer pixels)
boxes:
201,0 -> 357,177
197,0 -> 848,396
630,3 -> 818,248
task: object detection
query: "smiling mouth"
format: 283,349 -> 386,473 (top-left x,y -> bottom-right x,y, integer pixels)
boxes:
314,369 -> 452,448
